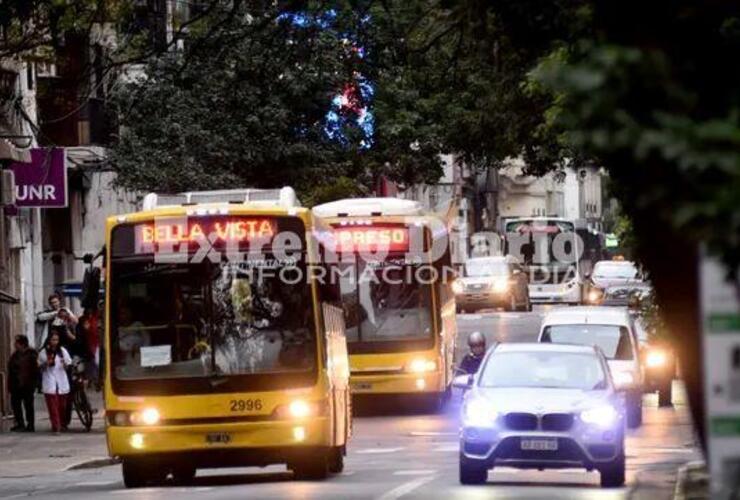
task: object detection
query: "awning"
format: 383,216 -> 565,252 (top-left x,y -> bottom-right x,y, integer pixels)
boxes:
55,280 -> 106,299
0,289 -> 19,304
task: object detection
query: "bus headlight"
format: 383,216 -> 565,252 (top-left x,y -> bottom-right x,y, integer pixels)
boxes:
406,359 -> 437,373
452,280 -> 465,294
646,349 -> 667,368
130,408 -> 161,426
274,400 -> 326,419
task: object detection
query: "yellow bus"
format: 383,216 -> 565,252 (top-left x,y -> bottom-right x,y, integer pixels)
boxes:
103,188 -> 351,487
312,198 -> 457,410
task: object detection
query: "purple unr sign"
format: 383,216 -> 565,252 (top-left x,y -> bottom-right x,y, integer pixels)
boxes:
9,148 -> 68,208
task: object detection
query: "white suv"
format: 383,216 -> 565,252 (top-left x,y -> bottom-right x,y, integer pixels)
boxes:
537,307 -> 644,428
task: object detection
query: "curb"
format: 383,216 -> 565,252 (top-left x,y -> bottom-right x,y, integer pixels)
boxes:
673,461 -> 708,500
66,457 -> 120,471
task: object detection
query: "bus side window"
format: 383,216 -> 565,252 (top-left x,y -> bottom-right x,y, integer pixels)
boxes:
435,243 -> 455,305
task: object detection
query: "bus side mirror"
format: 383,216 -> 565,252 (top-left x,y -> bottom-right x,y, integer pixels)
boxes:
453,374 -> 473,389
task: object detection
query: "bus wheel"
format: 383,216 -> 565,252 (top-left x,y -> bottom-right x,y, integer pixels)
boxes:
172,465 -> 197,485
122,459 -> 165,488
292,454 -> 329,480
328,446 -> 345,474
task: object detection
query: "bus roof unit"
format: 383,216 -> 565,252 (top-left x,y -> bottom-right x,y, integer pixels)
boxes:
142,187 -> 300,210
312,197 -> 424,218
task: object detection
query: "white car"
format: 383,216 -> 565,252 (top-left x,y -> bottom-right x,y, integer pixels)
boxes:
537,307 -> 644,428
455,343 -> 626,487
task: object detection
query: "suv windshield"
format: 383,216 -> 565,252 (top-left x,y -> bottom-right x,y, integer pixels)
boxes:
110,257 -> 317,394
541,324 -> 634,360
479,351 -> 606,390
465,261 -> 509,277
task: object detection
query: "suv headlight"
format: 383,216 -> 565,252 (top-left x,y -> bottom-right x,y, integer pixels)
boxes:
463,399 -> 498,428
452,280 -> 465,294
492,279 -> 509,293
581,405 -> 619,427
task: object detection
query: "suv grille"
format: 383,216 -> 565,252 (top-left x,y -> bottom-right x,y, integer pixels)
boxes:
504,412 -> 538,431
541,413 -> 574,432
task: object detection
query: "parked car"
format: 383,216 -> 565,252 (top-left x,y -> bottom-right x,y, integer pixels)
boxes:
455,343 -> 626,487
538,307 -> 644,428
453,256 -> 531,313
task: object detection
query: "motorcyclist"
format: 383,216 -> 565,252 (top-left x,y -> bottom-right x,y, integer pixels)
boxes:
459,331 -> 487,375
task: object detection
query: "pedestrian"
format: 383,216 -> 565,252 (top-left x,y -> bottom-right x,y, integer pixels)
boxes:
36,292 -> 78,347
79,311 -> 99,385
38,332 -> 72,434
7,335 -> 38,432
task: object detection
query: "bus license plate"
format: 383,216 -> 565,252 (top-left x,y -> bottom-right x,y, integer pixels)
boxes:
206,432 -> 232,444
520,438 -> 558,451
352,382 -> 373,391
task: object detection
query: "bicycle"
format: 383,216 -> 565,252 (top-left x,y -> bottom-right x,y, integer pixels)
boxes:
69,357 -> 94,431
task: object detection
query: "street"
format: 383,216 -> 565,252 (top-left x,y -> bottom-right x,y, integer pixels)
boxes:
0,306 -> 700,500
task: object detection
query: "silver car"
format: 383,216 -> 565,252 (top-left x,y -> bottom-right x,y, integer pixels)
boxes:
455,343 -> 626,487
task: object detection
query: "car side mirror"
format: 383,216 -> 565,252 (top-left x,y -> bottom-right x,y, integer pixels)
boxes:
453,374 -> 473,389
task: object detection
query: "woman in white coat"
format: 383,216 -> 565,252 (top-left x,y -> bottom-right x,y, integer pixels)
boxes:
38,331 -> 72,433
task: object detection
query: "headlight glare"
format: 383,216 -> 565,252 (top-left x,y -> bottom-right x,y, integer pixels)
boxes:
588,289 -> 603,303
581,405 -> 619,427
646,350 -> 667,368
452,280 -> 464,294
492,279 -> 509,293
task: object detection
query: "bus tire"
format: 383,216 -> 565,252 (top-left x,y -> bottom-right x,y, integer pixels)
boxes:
122,459 -> 165,488
172,465 -> 197,485
292,454 -> 329,481
328,446 -> 345,474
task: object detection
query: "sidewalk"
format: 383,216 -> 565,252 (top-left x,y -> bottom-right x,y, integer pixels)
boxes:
629,383 -> 706,500
0,390 -> 112,478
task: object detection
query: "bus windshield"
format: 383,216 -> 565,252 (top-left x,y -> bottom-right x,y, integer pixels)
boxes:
109,253 -> 317,394
505,219 -> 579,284
338,257 -> 434,353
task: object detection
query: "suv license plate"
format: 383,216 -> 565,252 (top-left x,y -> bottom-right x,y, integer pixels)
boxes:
206,432 -> 232,444
520,439 -> 558,451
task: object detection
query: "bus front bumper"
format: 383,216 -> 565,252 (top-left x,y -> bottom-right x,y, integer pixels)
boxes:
350,371 -> 444,395
107,417 -> 330,459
